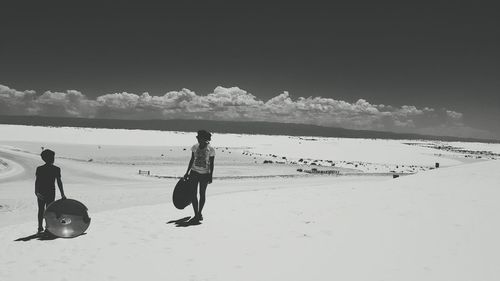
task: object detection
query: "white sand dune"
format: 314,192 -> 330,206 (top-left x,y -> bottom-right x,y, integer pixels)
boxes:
1,124 -> 489,166
1,160 -> 499,281
0,156 -> 25,180
1,125 -> 499,281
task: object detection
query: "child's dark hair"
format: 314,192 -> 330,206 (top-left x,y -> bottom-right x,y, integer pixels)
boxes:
41,149 -> 55,163
197,130 -> 212,141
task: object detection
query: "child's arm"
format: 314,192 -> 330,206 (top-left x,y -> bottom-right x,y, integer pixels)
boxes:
56,170 -> 66,199
184,152 -> 194,179
35,168 -> 43,200
208,156 -> 215,184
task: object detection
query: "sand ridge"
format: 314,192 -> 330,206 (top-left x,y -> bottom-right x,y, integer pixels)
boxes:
1,125 -> 499,281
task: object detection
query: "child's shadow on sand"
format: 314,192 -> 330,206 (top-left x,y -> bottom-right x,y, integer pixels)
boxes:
14,232 -> 60,242
167,216 -> 201,227
14,232 -> 86,242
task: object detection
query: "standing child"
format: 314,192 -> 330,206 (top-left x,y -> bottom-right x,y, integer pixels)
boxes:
184,130 -> 215,222
35,149 -> 66,233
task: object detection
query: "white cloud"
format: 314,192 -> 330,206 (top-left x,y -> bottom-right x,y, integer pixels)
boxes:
34,90 -> 97,117
0,83 -> 494,139
208,86 -> 263,108
0,84 -> 37,114
446,110 -> 463,121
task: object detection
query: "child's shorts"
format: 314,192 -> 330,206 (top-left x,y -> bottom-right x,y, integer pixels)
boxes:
37,190 -> 55,206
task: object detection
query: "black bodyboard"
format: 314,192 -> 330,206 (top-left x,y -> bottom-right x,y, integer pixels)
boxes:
172,178 -> 192,209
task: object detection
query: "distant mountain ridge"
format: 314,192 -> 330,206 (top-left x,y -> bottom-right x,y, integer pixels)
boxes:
0,115 -> 497,143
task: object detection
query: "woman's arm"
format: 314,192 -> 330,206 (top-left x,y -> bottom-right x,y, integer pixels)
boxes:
208,156 -> 215,184
184,152 -> 195,179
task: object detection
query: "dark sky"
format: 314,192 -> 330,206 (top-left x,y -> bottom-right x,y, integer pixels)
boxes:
1,3 -> 499,136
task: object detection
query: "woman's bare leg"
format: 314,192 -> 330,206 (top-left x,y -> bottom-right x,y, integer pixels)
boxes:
199,181 -> 208,218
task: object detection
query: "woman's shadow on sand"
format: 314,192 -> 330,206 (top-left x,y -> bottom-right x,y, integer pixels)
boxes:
167,216 -> 201,227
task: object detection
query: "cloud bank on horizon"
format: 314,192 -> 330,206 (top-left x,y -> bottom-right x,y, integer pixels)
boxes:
0,84 -> 494,139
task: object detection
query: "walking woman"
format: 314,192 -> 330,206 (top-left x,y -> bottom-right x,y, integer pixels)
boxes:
184,130 -> 215,222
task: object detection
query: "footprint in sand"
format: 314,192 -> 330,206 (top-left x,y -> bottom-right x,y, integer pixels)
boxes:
0,204 -> 10,212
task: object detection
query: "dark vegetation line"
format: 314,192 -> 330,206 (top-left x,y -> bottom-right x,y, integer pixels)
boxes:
0,115 -> 498,143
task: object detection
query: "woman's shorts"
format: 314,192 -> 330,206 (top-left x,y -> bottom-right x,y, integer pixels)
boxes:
189,170 -> 210,188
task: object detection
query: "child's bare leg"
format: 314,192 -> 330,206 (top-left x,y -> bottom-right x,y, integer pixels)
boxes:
37,199 -> 45,231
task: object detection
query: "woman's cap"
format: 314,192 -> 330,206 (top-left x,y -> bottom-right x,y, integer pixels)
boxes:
196,130 -> 212,141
